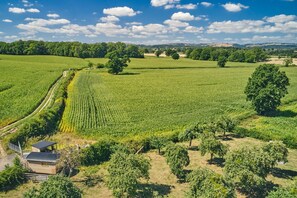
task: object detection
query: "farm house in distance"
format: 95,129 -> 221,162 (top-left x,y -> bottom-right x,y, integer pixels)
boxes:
23,141 -> 60,175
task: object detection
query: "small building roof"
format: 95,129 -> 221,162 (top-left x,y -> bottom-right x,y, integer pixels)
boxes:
32,141 -> 56,150
26,152 -> 59,163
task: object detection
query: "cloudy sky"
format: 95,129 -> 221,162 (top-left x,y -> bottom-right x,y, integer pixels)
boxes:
0,0 -> 296,44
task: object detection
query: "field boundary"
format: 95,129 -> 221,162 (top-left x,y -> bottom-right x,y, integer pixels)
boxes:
0,71 -> 68,137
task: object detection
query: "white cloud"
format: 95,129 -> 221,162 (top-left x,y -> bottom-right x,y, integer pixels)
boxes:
26,8 -> 40,13
207,15 -> 297,34
201,2 -> 213,7
151,0 -> 180,7
164,19 -> 189,27
47,13 -> 60,18
265,14 -> 296,23
100,15 -> 120,23
164,4 -> 175,9
131,23 -> 168,36
9,7 -> 26,14
103,6 -> 140,17
176,3 -> 197,10
171,12 -> 195,21
2,19 -> 13,23
183,26 -> 204,33
4,35 -> 18,39
222,3 -> 249,12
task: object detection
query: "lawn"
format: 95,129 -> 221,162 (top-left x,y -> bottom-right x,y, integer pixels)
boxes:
0,55 -> 87,127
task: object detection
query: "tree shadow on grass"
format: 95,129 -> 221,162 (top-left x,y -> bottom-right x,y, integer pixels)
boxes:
266,110 -> 297,118
207,157 -> 225,168
271,167 -> 297,179
136,183 -> 172,198
188,146 -> 199,151
118,72 -> 140,75
239,181 -> 278,198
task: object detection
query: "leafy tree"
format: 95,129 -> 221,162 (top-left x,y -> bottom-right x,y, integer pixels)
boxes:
217,55 -> 227,67
216,116 -> 236,137
105,55 -> 130,75
200,132 -> 228,163
228,50 -> 245,62
283,57 -> 293,67
23,175 -> 82,198
57,147 -> 81,177
171,52 -> 180,60
189,48 -> 202,60
107,151 -> 151,198
244,64 -> 290,115
164,143 -> 190,179
165,49 -> 176,57
179,124 -> 204,147
262,141 -> 288,167
187,168 -> 235,198
245,50 -> 256,63
200,47 -> 212,60
224,144 -> 287,195
150,136 -> 168,154
87,61 -> 93,68
155,50 -> 163,57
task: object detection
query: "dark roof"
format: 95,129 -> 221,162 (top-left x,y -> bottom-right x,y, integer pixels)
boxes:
26,152 -> 59,163
32,141 -> 56,149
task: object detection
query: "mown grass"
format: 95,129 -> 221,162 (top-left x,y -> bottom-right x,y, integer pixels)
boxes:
0,55 -> 87,127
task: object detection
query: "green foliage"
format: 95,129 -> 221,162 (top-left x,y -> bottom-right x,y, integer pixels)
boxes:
267,178 -> 297,198
200,132 -> 228,162
0,41 -> 143,59
23,175 -> 82,198
283,57 -> 293,67
0,157 -> 26,191
217,56 -> 227,67
186,167 -> 235,198
107,151 -> 151,198
244,64 -> 290,115
224,143 -> 288,195
165,49 -> 176,57
80,140 -> 116,166
105,56 -> 130,75
150,136 -> 169,154
179,125 -> 203,146
171,53 -> 180,60
164,143 -> 190,179
216,116 -> 236,137
96,63 -> 105,68
155,50 -> 163,57
262,141 -> 288,166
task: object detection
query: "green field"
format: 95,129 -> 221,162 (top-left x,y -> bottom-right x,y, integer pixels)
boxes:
0,55 -> 87,127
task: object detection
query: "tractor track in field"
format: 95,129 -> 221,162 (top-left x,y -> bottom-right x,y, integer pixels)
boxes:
0,71 -> 68,139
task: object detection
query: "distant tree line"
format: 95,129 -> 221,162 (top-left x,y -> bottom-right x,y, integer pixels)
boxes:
266,48 -> 297,58
0,40 -> 144,58
185,47 -> 268,63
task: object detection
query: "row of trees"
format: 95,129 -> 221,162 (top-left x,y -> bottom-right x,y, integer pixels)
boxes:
0,40 -> 144,58
186,47 -> 268,63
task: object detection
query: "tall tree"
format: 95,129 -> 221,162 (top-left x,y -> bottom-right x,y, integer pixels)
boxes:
245,64 -> 290,115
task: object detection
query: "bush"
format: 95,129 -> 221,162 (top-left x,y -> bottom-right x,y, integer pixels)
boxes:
187,167 -> 235,198
23,175 -> 82,198
80,140 -> 117,166
96,63 -> 105,68
171,53 -> 180,60
164,143 -> 190,179
0,157 -> 26,191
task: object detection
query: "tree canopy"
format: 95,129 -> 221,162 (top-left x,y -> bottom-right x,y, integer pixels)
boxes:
107,151 -> 151,197
105,55 -> 130,75
244,64 -> 290,115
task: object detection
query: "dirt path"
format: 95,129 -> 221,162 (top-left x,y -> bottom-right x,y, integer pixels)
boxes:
0,71 -> 68,137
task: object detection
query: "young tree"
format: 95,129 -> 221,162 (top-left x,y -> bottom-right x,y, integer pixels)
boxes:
165,49 -> 176,57
57,147 -> 81,177
244,64 -> 290,115
216,116 -> 236,138
187,168 -> 235,198
164,143 -> 190,179
150,136 -> 168,154
107,151 -> 151,197
179,124 -> 204,147
200,132 -> 228,163
23,175 -> 82,198
283,57 -> 293,67
87,61 -> 94,69
217,55 -> 227,67
105,55 -> 130,75
155,50 -> 163,57
171,52 -> 180,60
262,141 -> 288,167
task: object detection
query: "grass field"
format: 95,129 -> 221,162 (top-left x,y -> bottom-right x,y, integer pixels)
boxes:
61,57 -> 297,142
0,55 -> 87,127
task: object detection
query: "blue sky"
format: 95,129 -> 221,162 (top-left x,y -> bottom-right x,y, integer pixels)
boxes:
0,0 -> 296,44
